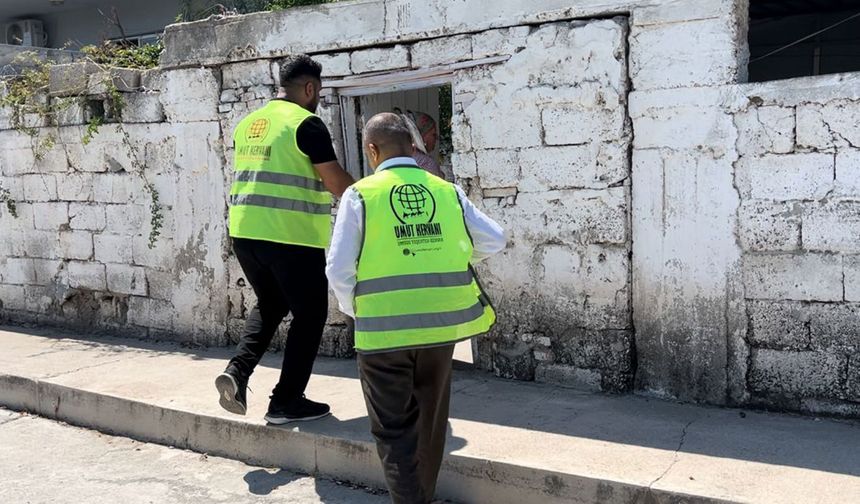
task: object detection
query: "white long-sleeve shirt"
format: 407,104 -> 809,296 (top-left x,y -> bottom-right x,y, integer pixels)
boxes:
326,157 -> 506,318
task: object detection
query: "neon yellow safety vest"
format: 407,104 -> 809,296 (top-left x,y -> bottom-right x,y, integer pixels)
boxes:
229,100 -> 331,248
352,165 -> 496,353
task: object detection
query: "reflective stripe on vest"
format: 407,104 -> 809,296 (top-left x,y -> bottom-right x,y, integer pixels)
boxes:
230,194 -> 331,215
352,166 -> 495,353
228,100 -> 331,248
354,270 -> 474,296
233,170 -> 326,192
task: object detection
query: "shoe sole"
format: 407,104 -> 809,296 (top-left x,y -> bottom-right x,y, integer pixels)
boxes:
264,411 -> 331,425
215,373 -> 247,416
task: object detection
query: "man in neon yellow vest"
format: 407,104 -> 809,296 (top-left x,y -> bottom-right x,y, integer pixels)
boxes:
326,113 -> 505,503
216,55 -> 354,424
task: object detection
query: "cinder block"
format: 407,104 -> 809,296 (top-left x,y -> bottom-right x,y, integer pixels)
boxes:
835,148 -> 860,196
743,253 -> 843,302
1,148 -> 36,176
67,261 -> 106,290
630,17 -> 742,89
32,259 -> 64,285
738,201 -> 801,252
845,255 -> 860,302
31,202 -> 69,231
735,153 -> 834,201
803,202 -> 860,253
735,106 -> 795,156
542,106 -> 625,146
22,230 -> 59,259
519,143 -> 627,192
797,101 -> 860,150
221,60 -> 275,89
848,358 -> 860,401
451,151 -> 477,178
106,264 -> 147,296
104,204 -> 145,234
476,149 -> 519,188
749,349 -> 846,398
69,203 -> 106,231
145,269 -> 173,301
350,45 -> 410,74
48,61 -> 101,97
159,68 -> 220,123
22,174 -> 58,201
412,35 -> 472,68
0,283 -> 27,311
59,230 -> 94,260
472,26 -> 530,59
312,53 -> 351,77
808,303 -> 860,353
0,257 -> 36,285
747,300 -> 810,350
121,92 -> 165,123
57,173 -> 94,201
94,233 -> 134,264
127,295 -> 173,330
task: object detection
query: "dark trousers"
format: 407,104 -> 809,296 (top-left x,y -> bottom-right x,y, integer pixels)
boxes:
228,238 -> 328,403
357,344 -> 455,504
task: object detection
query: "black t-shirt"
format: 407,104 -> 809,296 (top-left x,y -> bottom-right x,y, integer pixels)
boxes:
296,116 -> 338,164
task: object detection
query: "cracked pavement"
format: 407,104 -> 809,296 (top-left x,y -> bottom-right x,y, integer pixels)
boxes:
0,408 -> 389,504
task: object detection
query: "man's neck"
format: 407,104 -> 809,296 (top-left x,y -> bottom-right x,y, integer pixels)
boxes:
376,156 -> 418,172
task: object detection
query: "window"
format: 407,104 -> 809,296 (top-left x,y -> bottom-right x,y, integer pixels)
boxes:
748,0 -> 860,82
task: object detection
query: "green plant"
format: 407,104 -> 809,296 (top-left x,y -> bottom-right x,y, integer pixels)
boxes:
266,0 -> 334,10
0,44 -> 163,242
80,41 -> 163,70
82,116 -> 103,146
0,182 -> 18,218
119,126 -> 163,249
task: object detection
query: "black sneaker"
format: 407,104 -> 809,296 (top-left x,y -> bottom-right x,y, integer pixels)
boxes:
264,395 -> 330,424
215,367 -> 247,416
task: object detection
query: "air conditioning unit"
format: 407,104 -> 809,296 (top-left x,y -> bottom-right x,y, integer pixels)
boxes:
4,20 -> 48,47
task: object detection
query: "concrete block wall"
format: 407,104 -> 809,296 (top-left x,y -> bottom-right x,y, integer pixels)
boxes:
2,0 -> 859,416
0,68 -> 229,345
728,75 -> 860,416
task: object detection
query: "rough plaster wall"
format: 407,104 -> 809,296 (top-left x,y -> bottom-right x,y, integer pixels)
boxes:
628,0 -> 750,405
449,19 -> 634,391
2,0 -> 858,417
0,67 -> 229,344
726,74 -> 860,417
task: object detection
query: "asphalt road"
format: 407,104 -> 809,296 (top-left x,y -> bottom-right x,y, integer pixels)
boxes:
0,408 -> 390,504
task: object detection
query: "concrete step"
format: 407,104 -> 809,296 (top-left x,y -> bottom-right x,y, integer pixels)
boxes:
1,326 -> 858,504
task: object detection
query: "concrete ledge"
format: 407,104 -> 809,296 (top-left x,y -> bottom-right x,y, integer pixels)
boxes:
1,375 -> 671,504
1,327 -> 858,504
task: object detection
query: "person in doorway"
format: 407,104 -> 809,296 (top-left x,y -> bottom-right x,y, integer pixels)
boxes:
402,111 -> 446,179
326,113 -> 505,503
216,54 -> 354,424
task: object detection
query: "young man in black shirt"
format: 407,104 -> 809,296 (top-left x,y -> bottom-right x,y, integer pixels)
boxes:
216,55 -> 354,424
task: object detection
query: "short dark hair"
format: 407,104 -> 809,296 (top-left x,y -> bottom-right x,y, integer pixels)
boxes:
279,54 -> 322,88
364,113 -> 413,152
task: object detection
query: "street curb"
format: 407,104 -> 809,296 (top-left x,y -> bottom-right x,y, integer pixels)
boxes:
0,373 -> 736,504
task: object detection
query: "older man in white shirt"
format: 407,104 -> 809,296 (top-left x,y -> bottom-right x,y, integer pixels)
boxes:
326,113 -> 505,504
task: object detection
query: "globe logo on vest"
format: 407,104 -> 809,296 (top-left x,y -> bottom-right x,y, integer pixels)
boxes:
245,118 -> 270,143
389,184 -> 443,243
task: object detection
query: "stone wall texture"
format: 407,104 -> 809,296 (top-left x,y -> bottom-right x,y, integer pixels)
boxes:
2,0 -> 859,417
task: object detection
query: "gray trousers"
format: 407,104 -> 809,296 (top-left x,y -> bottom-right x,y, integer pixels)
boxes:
357,344 -> 455,504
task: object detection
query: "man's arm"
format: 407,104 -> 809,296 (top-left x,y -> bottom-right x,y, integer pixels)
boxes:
454,185 -> 506,263
296,116 -> 355,198
325,187 -> 363,318
314,160 -> 355,198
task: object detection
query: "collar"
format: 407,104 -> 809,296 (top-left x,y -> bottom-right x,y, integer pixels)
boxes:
376,156 -> 420,172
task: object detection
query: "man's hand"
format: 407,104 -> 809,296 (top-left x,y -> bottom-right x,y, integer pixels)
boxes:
314,161 -> 355,198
